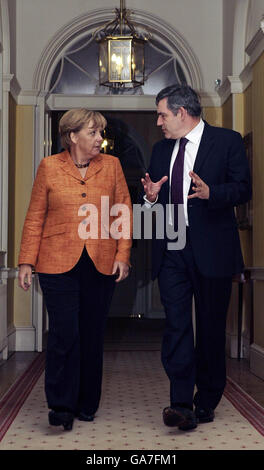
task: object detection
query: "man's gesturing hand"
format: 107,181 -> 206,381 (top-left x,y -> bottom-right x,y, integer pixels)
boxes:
141,173 -> 168,203
188,171 -> 210,200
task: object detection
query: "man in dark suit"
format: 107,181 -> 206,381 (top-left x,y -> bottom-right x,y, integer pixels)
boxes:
141,84 -> 251,431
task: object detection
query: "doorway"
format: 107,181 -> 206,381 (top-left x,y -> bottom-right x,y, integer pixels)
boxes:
51,110 -> 163,317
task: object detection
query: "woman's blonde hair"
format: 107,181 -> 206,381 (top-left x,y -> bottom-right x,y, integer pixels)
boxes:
59,108 -> 107,150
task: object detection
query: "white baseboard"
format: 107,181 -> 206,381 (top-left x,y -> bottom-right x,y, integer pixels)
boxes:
0,348 -> 8,362
250,343 -> 264,380
7,325 -> 16,352
8,326 -> 36,352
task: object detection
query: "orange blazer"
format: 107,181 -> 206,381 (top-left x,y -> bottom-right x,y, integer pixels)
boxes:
18,150 -> 132,275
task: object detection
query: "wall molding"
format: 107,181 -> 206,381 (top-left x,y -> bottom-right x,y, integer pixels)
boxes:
8,326 -> 36,352
217,69 -> 253,107
3,73 -> 13,92
250,343 -> 264,380
246,27 -> 264,68
10,77 -> 49,106
239,63 -> 253,92
47,94 -> 156,111
217,76 -> 241,106
199,92 -> 221,108
12,90 -> 223,110
7,324 -> 16,352
228,75 -> 244,93
217,78 -> 232,105
45,92 -> 222,111
9,75 -> 21,103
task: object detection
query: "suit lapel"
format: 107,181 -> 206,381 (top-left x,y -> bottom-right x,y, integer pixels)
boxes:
58,150 -> 83,180
193,122 -> 215,175
160,126 -> 215,177
83,154 -> 103,181
57,150 -> 103,181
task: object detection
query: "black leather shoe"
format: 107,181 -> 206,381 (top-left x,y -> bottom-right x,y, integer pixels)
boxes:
77,411 -> 95,422
163,406 -> 197,431
195,406 -> 215,423
48,410 -> 74,431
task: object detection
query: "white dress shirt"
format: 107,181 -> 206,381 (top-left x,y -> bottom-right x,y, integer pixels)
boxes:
144,119 -> 205,226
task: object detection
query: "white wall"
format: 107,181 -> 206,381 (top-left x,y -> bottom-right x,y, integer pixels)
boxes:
11,0 -> 223,93
222,0 -> 236,78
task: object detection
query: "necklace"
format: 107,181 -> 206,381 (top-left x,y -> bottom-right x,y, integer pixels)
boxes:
74,161 -> 90,168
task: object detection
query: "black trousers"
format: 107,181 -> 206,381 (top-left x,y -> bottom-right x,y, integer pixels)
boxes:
38,248 -> 115,415
158,231 -> 232,410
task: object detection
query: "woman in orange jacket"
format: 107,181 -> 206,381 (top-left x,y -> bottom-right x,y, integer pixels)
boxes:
18,108 -> 132,431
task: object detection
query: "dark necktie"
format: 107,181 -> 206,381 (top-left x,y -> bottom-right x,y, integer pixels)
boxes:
171,137 -> 188,228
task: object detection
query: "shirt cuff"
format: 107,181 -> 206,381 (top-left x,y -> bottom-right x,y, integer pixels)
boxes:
143,194 -> 158,208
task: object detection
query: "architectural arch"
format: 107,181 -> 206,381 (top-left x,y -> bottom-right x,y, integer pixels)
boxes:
33,8 -> 204,94
233,0 -> 250,75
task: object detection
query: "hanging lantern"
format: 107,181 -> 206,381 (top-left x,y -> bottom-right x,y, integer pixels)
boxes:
95,0 -> 147,88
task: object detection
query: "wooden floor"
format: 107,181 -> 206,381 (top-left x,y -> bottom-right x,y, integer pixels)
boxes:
226,356 -> 264,407
0,351 -> 39,400
0,318 -> 263,407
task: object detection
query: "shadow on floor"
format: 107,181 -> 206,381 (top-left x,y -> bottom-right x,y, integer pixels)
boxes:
104,317 -> 165,347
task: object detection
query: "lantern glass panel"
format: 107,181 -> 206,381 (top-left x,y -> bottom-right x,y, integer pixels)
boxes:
132,39 -> 145,84
99,40 -> 108,84
109,39 -> 132,82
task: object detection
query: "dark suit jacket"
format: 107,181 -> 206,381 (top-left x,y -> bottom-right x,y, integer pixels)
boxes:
147,122 -> 252,280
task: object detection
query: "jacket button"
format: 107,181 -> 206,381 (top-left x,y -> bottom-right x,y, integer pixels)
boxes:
81,193 -> 87,197
80,181 -> 85,185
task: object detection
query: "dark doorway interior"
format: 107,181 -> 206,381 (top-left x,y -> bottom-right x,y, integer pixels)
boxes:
51,110 -> 162,188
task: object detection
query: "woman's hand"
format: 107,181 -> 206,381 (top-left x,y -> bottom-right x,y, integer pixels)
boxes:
18,264 -> 33,291
112,261 -> 130,282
